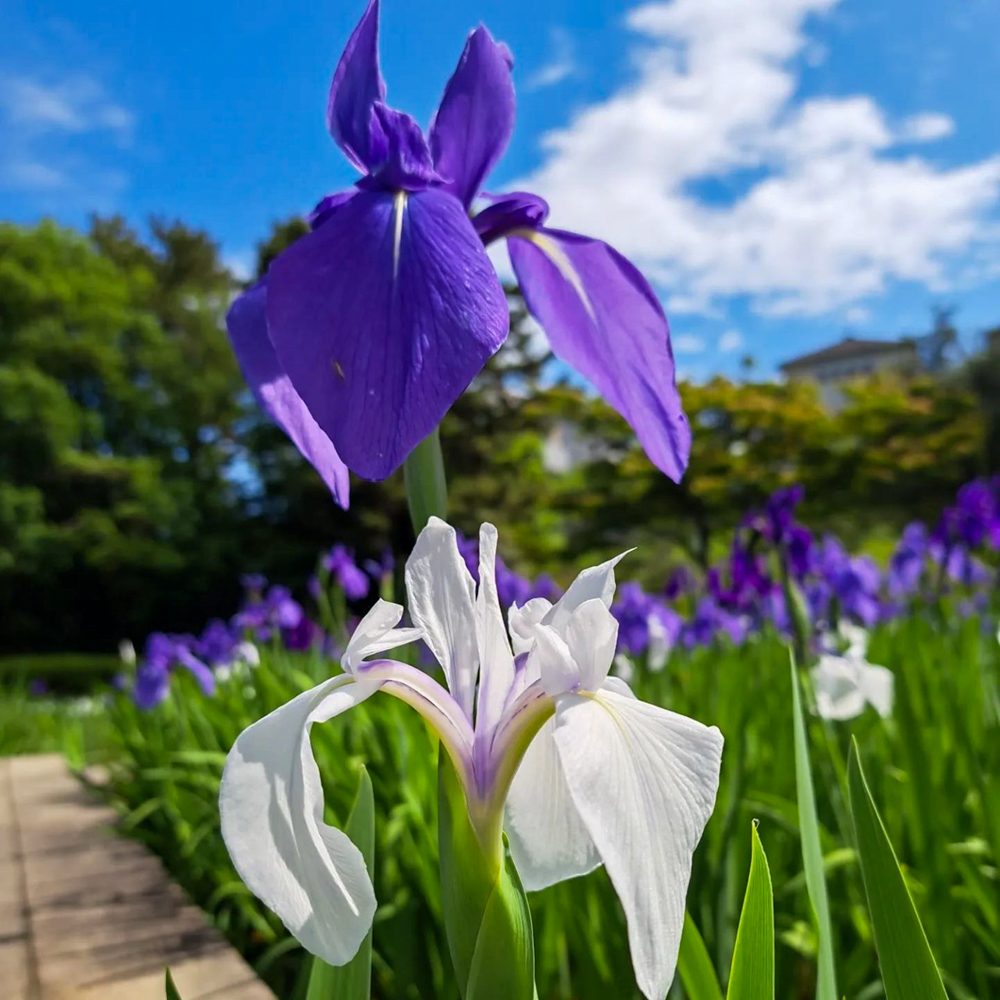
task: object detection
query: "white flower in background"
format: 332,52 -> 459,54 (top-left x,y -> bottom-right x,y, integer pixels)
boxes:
118,639 -> 136,666
811,621 -> 893,722
613,651 -> 635,683
220,518 -> 723,999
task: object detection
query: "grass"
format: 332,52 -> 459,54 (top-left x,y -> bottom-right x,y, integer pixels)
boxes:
4,602 -> 997,999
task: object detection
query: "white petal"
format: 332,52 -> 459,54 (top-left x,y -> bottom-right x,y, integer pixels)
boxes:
811,655 -> 867,721
565,598 -> 618,691
343,599 -> 422,674
647,615 -> 672,674
858,662 -> 894,717
552,686 -> 723,1000
404,517 -> 478,717
508,597 -> 553,656
544,550 -> 630,632
838,621 -> 870,659
220,675 -> 380,966
505,716 -> 601,890
528,624 -> 577,697
475,523 -> 515,736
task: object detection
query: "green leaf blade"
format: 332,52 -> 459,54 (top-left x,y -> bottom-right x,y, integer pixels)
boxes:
789,654 -> 838,1000
165,968 -> 183,1000
726,824 -> 775,1000
847,740 -> 948,1000
678,911 -> 724,1000
305,766 -> 375,1000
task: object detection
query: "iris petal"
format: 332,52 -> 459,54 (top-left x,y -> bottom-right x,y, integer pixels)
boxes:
220,675 -> 380,967
430,26 -> 516,207
266,188 -> 508,480
509,229 -> 691,483
552,686 -> 723,1000
226,281 -> 350,507
504,715 -> 601,891
327,0 -> 386,171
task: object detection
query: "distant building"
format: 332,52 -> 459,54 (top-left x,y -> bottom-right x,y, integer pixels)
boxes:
780,336 -> 922,408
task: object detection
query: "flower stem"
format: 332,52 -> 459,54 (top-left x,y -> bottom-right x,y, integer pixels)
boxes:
404,426 -> 448,533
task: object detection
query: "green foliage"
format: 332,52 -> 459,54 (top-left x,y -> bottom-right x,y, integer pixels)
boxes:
677,912 -> 724,1000
726,824 -> 774,1000
438,756 -> 535,1000
789,656 -> 837,1000
847,740 -> 949,1000
74,598 -> 998,1000
165,967 -> 183,1000
306,767 -> 375,1000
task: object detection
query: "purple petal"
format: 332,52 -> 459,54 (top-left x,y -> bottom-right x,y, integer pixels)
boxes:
327,0 -> 386,171
508,228 -> 690,482
227,281 -> 350,507
473,191 -> 549,245
309,190 -> 357,229
358,103 -> 443,191
266,188 -> 508,480
430,27 -> 515,207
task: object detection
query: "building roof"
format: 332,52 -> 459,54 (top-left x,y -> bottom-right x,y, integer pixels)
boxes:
780,336 -> 915,372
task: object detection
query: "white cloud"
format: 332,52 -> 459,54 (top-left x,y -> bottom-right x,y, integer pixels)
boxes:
718,329 -> 744,352
843,305 -> 869,324
0,75 -> 133,138
0,72 -> 133,197
518,0 -> 1000,318
898,112 -> 955,143
674,333 -> 706,353
526,27 -> 577,91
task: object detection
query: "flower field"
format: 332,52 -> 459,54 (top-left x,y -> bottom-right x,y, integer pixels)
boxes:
42,478 -> 994,1000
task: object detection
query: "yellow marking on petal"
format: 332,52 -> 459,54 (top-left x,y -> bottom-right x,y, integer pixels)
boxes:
508,227 -> 596,321
393,190 -> 408,281
331,359 -> 346,381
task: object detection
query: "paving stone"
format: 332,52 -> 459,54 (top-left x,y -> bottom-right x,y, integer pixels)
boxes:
4,754 -> 274,1000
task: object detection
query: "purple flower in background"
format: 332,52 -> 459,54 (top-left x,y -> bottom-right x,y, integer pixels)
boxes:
818,537 -> 882,627
197,619 -> 240,668
133,633 -> 215,710
240,574 -> 267,598
363,549 -> 395,582
282,617 -> 324,652
663,566 -> 693,601
234,585 -> 305,642
28,678 -> 49,697
225,0 -> 690,496
887,522 -> 929,598
612,583 -> 682,664
682,598 -> 747,649
323,545 -> 371,600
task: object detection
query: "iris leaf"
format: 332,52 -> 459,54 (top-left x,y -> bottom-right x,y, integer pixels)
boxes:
165,968 -> 183,1000
305,766 -> 375,1000
789,653 -> 838,1000
847,739 -> 948,1000
726,823 -> 775,1000
678,910 -> 724,1000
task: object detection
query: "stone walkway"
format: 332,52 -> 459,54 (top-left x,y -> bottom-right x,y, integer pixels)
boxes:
1,754 -> 275,1000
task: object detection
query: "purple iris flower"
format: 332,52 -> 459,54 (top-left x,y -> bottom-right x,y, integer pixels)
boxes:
323,545 -> 371,600
663,566 -> 693,601
612,583 -> 682,657
225,0 -> 689,501
817,537 -> 882,627
197,619 -> 240,668
240,573 -> 268,598
234,585 -> 305,642
887,522 -> 929,598
682,597 -> 747,648
133,632 -> 215,710
283,616 -> 324,652
363,549 -> 395,582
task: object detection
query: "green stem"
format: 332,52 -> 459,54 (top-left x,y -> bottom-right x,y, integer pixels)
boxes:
404,427 -> 448,532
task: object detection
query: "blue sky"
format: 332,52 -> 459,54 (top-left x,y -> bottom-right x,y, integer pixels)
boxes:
2,0 -> 999,378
